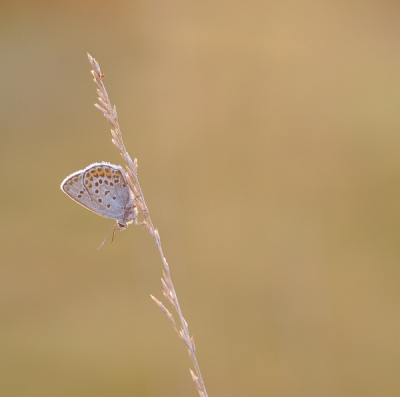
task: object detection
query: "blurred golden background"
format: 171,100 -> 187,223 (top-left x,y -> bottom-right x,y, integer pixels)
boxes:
1,1 -> 400,396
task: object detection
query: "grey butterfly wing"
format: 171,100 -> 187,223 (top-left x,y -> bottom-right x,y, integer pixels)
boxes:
61,168 -> 112,218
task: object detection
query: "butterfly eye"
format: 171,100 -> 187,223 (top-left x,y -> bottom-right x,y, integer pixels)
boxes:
117,222 -> 126,230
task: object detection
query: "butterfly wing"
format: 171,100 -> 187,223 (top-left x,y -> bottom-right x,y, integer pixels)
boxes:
61,162 -> 134,222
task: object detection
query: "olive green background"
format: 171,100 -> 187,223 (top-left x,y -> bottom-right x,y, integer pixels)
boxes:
1,1 -> 400,396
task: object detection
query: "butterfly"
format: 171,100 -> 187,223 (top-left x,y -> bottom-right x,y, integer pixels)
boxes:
61,162 -> 137,245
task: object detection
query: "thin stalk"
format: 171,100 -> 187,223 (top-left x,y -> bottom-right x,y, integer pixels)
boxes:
87,53 -> 209,397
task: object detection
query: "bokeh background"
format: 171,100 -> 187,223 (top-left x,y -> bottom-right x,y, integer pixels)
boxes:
1,1 -> 400,396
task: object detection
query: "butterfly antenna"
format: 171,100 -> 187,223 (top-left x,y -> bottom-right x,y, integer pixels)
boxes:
97,224 -> 116,249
